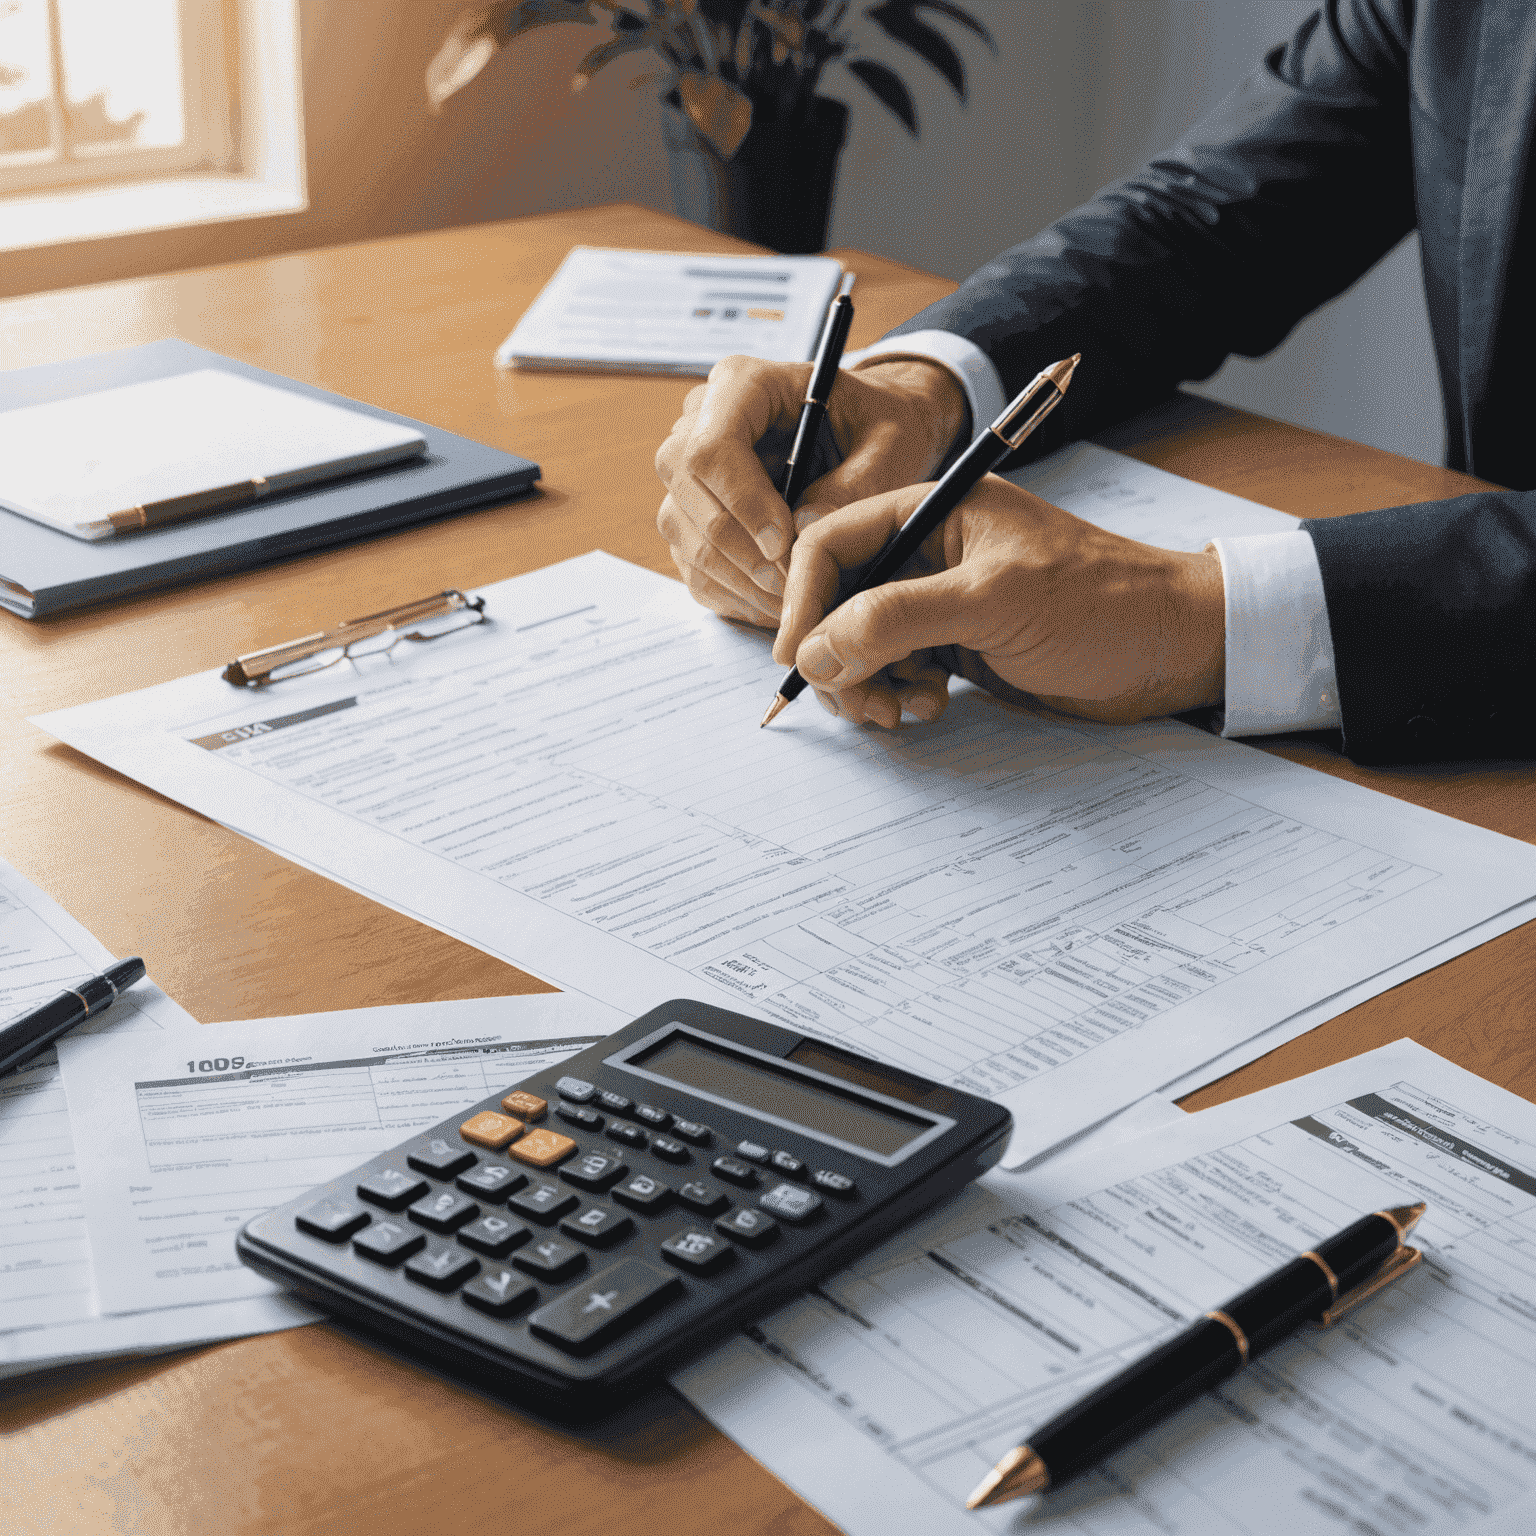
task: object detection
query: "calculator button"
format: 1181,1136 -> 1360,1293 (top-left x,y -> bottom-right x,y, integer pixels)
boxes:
463,1267 -> 538,1318
405,1245 -> 480,1293
529,1258 -> 683,1355
509,1128 -> 579,1168
760,1183 -> 823,1224
556,1076 -> 596,1103
408,1189 -> 480,1233
735,1141 -> 770,1164
560,1151 -> 629,1192
677,1179 -> 730,1215
354,1219 -> 426,1265
508,1183 -> 579,1225
458,1214 -> 531,1258
556,1104 -> 604,1131
612,1173 -> 673,1215
606,1122 -> 647,1150
770,1150 -> 806,1179
650,1136 -> 690,1164
501,1090 -> 547,1121
634,1104 -> 671,1129
456,1164 -> 527,1203
597,1090 -> 634,1116
514,1236 -> 587,1282
712,1156 -> 758,1188
812,1170 -> 858,1198
716,1208 -> 779,1249
357,1168 -> 429,1212
406,1137 -> 477,1178
671,1119 -> 712,1145
296,1198 -> 370,1242
660,1228 -> 734,1276
560,1204 -> 635,1249
460,1112 -> 526,1151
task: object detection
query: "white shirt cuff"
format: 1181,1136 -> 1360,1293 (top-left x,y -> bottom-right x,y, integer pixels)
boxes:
845,329 -> 1007,438
1211,530 -> 1343,736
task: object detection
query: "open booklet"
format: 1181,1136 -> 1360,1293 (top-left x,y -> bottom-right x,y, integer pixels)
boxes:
677,1037 -> 1536,1533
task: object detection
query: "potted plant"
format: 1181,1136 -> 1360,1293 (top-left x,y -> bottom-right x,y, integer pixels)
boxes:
428,1 -> 994,254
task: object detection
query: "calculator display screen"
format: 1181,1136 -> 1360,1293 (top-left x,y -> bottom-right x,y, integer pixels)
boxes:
625,1031 -> 936,1157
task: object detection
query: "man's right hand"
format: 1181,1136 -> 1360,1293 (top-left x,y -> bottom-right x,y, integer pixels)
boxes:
654,354 -> 968,625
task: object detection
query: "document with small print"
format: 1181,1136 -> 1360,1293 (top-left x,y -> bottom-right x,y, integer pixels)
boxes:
34,536 -> 1536,1167
676,1039 -> 1536,1534
0,854 -> 311,1376
57,994 -> 618,1316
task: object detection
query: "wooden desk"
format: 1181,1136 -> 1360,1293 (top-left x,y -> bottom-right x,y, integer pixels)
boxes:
3,203 -> 1533,1535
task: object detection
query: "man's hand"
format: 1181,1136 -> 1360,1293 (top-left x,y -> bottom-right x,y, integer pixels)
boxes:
775,476 -> 1226,728
655,355 -> 967,625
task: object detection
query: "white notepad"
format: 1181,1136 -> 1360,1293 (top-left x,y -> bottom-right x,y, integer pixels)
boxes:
497,246 -> 847,375
0,369 -> 427,540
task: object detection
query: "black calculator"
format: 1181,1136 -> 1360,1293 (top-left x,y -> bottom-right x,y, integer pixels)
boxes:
237,999 -> 1011,1417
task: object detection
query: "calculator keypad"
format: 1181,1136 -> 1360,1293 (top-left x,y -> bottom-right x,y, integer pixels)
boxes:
296,1198 -> 370,1242
457,1164 -> 526,1202
556,1104 -> 603,1131
407,1137 -> 478,1178
649,1136 -> 689,1163
759,1183 -> 823,1223
560,1204 -> 634,1248
529,1258 -> 682,1354
612,1173 -> 672,1214
717,1208 -> 778,1248
670,1119 -> 712,1145
605,1122 -> 647,1149
405,1245 -> 480,1292
560,1151 -> 628,1192
408,1189 -> 480,1233
460,1111 -> 526,1150
677,1179 -> 730,1215
354,1219 -> 425,1265
812,1170 -> 857,1198
515,1236 -> 587,1282
458,1214 -> 531,1258
508,1182 -> 579,1225
711,1156 -> 758,1188
357,1168 -> 429,1212
660,1228 -> 733,1275
501,1090 -> 547,1121
463,1267 -> 538,1318
509,1128 -> 579,1167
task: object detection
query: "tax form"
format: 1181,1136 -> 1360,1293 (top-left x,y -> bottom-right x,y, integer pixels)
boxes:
56,994 -> 616,1316
676,1039 -> 1536,1534
33,538 -> 1536,1168
0,854 -> 307,1377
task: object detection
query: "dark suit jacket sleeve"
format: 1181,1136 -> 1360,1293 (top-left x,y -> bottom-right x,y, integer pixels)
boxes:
886,0 -> 1417,464
1302,496 -> 1536,763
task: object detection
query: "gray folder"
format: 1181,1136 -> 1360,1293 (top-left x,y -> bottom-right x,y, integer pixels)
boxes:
0,339 -> 540,618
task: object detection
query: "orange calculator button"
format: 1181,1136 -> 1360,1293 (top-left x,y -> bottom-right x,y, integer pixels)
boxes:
502,1090 -> 547,1121
460,1112 -> 525,1150
508,1128 -> 577,1168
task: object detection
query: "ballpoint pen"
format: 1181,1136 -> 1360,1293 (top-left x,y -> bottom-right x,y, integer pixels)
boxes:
779,272 -> 857,514
966,1200 -> 1427,1510
0,956 -> 147,1079
759,352 -> 1081,727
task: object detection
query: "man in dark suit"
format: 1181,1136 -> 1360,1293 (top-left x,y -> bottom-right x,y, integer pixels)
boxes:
654,0 -> 1536,764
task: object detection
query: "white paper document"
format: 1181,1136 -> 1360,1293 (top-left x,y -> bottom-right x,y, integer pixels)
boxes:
676,1039 -> 1536,1534
34,547 -> 1536,1168
1008,441 -> 1301,547
496,246 -> 846,374
0,854 -> 311,1376
56,994 -> 617,1317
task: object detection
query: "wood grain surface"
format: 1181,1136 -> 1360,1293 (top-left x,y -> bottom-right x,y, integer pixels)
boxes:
3,203 -> 1531,1535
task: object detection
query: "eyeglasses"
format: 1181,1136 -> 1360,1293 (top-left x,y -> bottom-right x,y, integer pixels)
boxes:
222,590 -> 489,687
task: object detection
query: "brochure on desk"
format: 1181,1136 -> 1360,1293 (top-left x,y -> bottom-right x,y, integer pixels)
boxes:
0,339 -> 540,619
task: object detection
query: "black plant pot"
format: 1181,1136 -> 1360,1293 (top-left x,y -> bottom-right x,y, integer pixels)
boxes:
661,95 -> 848,255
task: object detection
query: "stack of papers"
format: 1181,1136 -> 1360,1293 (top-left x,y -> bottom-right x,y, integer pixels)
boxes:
496,247 -> 847,375
0,852 -> 618,1377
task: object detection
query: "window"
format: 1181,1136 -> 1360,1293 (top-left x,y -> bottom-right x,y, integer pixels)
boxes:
0,0 -> 236,196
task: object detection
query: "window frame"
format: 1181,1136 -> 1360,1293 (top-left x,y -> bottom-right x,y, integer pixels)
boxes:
0,0 -> 238,197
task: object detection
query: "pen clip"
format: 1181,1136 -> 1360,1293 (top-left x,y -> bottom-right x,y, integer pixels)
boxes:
1317,1245 -> 1422,1326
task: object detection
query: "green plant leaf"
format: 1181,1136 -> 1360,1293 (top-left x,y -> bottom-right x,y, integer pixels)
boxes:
910,0 -> 995,51
678,69 -> 754,158
865,1 -> 964,98
573,14 -> 660,89
845,57 -> 916,134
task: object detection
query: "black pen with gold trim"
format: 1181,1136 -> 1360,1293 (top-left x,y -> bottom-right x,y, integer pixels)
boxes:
967,1201 -> 1427,1511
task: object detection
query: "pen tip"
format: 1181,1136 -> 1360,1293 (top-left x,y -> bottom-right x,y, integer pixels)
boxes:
966,1448 -> 1049,1509
838,271 -> 856,298
760,696 -> 789,728
1384,1201 -> 1428,1238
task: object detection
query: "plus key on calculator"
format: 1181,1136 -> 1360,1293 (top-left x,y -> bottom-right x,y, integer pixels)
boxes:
237,998 -> 1010,1417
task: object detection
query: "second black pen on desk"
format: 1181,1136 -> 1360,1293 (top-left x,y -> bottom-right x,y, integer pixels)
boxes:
760,351 -> 1081,727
